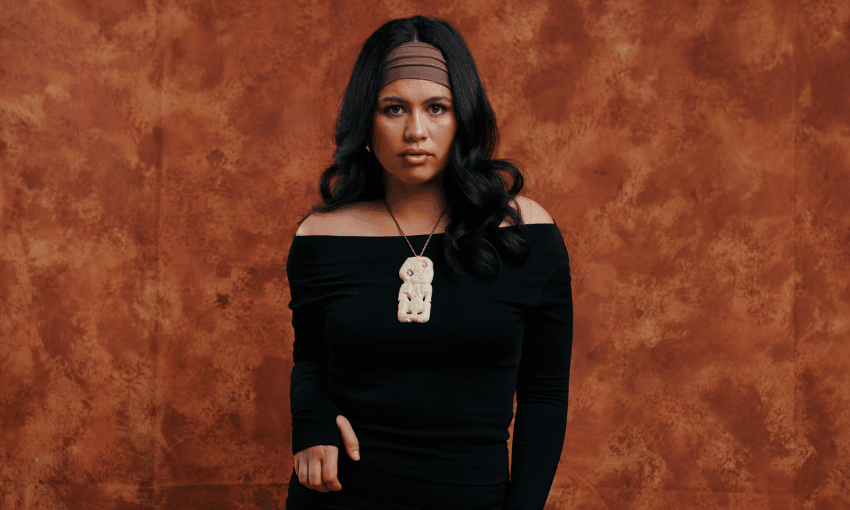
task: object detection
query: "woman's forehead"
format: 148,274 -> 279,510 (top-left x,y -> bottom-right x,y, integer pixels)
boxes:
377,79 -> 452,101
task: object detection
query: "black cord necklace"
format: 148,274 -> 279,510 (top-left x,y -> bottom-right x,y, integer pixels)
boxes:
384,200 -> 448,323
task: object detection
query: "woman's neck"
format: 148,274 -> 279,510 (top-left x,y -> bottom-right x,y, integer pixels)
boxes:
383,176 -> 448,235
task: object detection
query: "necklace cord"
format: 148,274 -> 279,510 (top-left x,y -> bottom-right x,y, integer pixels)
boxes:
384,200 -> 448,257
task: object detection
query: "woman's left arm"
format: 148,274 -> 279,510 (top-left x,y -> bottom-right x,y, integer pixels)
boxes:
506,249 -> 573,510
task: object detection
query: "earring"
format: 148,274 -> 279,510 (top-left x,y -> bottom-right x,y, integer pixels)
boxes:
366,144 -> 372,152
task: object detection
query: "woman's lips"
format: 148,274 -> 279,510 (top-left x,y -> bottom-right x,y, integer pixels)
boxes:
402,154 -> 429,164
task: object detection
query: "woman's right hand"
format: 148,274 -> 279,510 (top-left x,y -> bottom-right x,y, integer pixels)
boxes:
293,415 -> 360,492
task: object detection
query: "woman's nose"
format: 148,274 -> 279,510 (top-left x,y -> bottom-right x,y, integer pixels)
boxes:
405,111 -> 426,140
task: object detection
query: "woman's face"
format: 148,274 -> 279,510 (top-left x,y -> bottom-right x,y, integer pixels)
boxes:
371,79 -> 457,188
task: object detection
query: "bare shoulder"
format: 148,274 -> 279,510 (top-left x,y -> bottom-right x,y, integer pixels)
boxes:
507,196 -> 554,226
296,201 -> 388,236
295,212 -> 334,236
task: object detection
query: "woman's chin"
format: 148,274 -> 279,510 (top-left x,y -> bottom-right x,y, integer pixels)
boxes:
385,168 -> 444,187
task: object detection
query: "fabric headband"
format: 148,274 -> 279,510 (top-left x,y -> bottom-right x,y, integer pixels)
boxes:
380,41 -> 451,90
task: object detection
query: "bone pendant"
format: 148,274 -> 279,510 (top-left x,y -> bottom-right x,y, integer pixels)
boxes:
397,256 -> 434,323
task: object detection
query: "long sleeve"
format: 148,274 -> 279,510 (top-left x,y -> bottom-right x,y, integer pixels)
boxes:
506,251 -> 573,509
287,257 -> 342,455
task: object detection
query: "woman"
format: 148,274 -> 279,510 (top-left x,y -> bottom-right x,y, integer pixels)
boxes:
285,15 -> 572,510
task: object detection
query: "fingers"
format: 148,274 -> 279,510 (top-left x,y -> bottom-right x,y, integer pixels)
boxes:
336,415 -> 360,461
296,455 -> 310,490
307,457 -> 330,492
291,416 -> 359,494
294,446 -> 343,493
322,447 -> 342,491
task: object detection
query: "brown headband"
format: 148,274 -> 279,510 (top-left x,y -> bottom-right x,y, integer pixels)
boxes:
380,41 -> 451,90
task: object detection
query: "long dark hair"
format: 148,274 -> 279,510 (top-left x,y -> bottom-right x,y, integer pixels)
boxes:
313,15 -> 529,281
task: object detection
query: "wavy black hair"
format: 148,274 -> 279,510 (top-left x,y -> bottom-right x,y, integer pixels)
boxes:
312,15 -> 530,281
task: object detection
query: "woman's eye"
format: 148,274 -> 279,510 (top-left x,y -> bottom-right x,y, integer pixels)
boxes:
383,104 -> 449,115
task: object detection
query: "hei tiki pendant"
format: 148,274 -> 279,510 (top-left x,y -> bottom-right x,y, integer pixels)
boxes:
397,256 -> 434,323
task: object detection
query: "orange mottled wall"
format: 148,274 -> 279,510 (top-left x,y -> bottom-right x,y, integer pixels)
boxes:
1,0 -> 849,509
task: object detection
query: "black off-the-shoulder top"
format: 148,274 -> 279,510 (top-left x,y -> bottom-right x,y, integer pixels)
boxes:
286,223 -> 572,509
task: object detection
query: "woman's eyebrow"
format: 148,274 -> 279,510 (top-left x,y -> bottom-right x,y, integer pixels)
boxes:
378,96 -> 453,104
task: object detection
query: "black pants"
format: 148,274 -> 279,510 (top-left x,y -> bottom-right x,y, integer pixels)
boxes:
285,455 -> 508,510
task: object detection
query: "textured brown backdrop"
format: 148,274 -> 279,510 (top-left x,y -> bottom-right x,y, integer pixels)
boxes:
1,0 -> 849,509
